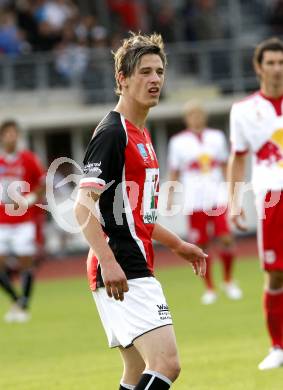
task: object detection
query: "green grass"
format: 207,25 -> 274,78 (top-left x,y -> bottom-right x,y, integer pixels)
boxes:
0,258 -> 282,389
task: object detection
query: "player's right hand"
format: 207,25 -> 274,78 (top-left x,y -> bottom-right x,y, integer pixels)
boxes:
101,261 -> 129,301
230,208 -> 247,231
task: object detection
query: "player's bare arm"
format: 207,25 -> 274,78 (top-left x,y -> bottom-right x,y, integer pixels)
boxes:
227,152 -> 248,231
166,169 -> 180,211
221,162 -> 228,181
152,223 -> 207,276
74,188 -> 129,301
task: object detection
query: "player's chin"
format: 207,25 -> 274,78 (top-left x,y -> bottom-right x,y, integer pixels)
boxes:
147,97 -> 160,107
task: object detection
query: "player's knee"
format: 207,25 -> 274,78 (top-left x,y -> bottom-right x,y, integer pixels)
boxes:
268,270 -> 283,289
151,355 -> 181,382
167,356 -> 181,381
124,361 -> 145,383
220,234 -> 233,247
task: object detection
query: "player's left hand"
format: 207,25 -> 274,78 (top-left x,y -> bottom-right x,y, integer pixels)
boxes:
173,240 -> 207,277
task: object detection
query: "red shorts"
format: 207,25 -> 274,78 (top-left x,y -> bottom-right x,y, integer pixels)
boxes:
187,209 -> 230,245
258,191 -> 283,271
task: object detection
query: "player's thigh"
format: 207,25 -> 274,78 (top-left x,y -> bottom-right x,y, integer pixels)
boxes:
188,211 -> 209,245
119,345 -> 145,374
0,224 -> 12,259
212,210 -> 231,241
258,192 -> 283,273
133,325 -> 180,369
12,222 -> 36,258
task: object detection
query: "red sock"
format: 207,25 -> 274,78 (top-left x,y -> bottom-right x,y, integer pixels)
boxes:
203,256 -> 214,290
220,250 -> 234,282
264,290 -> 283,349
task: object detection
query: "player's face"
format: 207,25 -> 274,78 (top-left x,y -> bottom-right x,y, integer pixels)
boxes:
256,50 -> 283,89
185,108 -> 207,130
126,54 -> 164,109
0,126 -> 19,152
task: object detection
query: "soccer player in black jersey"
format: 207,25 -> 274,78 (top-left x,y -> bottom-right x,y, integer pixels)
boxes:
74,32 -> 207,390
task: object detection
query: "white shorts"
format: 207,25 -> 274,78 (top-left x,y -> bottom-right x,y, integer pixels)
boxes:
92,277 -> 173,348
0,222 -> 36,256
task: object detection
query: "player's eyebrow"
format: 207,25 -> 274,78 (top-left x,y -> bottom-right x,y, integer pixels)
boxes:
139,66 -> 164,72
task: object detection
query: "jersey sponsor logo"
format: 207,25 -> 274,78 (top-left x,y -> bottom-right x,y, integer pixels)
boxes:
143,168 -> 159,224
156,304 -> 171,320
198,153 -> 213,173
83,161 -> 102,177
137,143 -> 148,160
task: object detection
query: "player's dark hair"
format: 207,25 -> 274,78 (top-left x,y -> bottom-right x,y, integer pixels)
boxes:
113,32 -> 167,95
254,37 -> 283,65
0,120 -> 20,137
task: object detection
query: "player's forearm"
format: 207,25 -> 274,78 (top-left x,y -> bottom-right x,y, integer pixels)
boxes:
24,183 -> 45,206
167,170 -> 180,209
221,162 -> 228,181
74,201 -> 115,266
152,223 -> 182,251
33,183 -> 45,200
227,153 -> 247,212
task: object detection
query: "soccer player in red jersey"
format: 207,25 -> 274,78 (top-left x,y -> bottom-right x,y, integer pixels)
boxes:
228,37 -> 283,370
0,120 -> 45,322
74,33 -> 207,390
167,101 -> 242,305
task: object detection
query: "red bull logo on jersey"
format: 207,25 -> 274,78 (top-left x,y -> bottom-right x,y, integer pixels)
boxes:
198,153 -> 213,173
271,128 -> 283,167
257,128 -> 283,167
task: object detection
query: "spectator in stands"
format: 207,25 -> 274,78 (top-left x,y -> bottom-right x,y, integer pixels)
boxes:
266,0 -> 283,36
75,15 -> 108,48
15,0 -> 40,51
188,0 -> 225,41
152,1 -> 177,43
108,0 -> 142,32
39,0 -> 77,32
54,22 -> 88,82
0,8 -> 27,56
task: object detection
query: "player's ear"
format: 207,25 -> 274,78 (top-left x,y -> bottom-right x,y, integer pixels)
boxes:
253,61 -> 261,78
117,71 -> 128,90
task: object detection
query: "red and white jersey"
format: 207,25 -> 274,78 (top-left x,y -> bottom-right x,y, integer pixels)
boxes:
80,111 -> 159,290
230,91 -> 283,197
168,128 -> 228,212
0,150 -> 45,224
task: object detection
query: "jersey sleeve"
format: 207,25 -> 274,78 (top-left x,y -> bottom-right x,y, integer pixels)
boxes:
26,152 -> 46,190
167,137 -> 182,171
230,104 -> 250,154
80,126 -> 127,193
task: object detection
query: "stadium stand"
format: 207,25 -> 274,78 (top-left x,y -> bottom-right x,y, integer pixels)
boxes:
0,0 -> 267,253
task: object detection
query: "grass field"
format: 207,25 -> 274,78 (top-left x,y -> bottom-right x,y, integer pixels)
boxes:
0,257 -> 282,390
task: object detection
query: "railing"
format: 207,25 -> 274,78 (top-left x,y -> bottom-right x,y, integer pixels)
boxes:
0,38 -> 261,106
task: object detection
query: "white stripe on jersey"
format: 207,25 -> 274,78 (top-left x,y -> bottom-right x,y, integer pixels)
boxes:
119,113 -> 129,145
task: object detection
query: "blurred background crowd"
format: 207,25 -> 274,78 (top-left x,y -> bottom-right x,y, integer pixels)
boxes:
0,0 -> 282,87
1,0 -> 283,56
0,0 -> 280,254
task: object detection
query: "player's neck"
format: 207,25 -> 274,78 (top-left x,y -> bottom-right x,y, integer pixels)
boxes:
3,147 -> 17,155
190,126 -> 204,134
114,98 -> 149,132
260,85 -> 283,99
